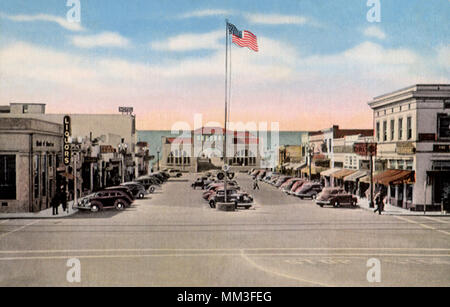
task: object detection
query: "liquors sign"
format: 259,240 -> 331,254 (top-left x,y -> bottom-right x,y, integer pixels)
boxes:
63,116 -> 71,165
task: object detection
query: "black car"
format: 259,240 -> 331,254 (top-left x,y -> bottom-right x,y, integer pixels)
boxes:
120,182 -> 148,199
294,183 -> 323,199
104,186 -> 135,202
135,177 -> 158,193
192,177 -> 210,189
76,189 -> 134,212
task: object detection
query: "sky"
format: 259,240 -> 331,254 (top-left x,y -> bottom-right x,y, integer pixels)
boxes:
0,0 -> 449,131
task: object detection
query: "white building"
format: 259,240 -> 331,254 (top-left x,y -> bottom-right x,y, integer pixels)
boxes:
368,84 -> 450,211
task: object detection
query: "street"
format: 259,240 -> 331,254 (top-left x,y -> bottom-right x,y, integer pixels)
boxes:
0,173 -> 449,287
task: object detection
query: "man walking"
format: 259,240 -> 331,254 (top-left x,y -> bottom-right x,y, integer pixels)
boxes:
374,192 -> 385,215
51,193 -> 60,216
253,179 -> 260,190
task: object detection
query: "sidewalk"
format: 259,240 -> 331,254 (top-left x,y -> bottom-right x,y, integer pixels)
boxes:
357,197 -> 449,216
0,201 -> 78,219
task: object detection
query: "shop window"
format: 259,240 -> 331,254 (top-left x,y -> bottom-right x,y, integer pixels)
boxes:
406,185 -> 413,202
390,119 -> 395,141
376,122 -> 380,141
437,114 -> 450,139
0,155 -> 16,199
407,117 -> 412,140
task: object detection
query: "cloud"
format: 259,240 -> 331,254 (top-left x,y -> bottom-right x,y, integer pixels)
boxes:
71,32 -> 130,48
363,26 -> 386,40
151,30 -> 222,51
245,13 -> 318,26
179,9 -> 233,19
437,44 -> 450,69
1,13 -> 85,31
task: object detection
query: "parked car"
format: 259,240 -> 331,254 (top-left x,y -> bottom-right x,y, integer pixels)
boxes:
120,182 -> 148,199
274,176 -> 292,188
135,176 -> 158,193
294,183 -> 323,199
288,180 -> 307,195
315,188 -> 358,207
104,186 -> 135,201
168,169 -> 183,177
256,170 -> 267,180
75,189 -> 133,212
280,178 -> 302,192
192,177 -> 210,189
207,188 -> 252,209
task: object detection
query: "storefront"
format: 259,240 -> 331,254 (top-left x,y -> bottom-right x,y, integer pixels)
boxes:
343,170 -> 368,197
372,169 -> 415,209
320,168 -> 341,187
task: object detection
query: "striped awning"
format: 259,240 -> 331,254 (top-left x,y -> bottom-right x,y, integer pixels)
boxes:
320,168 -> 342,177
344,170 -> 369,182
332,169 -> 357,180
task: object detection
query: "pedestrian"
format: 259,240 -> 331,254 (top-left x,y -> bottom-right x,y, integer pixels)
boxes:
253,179 -> 260,190
51,193 -> 60,216
374,192 -> 384,215
60,190 -> 68,212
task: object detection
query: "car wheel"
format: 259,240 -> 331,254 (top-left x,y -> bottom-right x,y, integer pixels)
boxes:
90,204 -> 100,212
115,200 -> 126,211
138,193 -> 144,199
209,200 -> 216,208
149,186 -> 155,194
319,204 -> 324,208
334,201 -> 340,208
311,194 -> 317,200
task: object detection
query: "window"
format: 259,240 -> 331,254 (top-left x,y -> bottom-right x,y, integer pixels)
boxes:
398,118 -> 403,140
437,114 -> 450,139
34,155 -> 40,199
390,119 -> 395,141
0,155 -> 16,199
407,117 -> 412,140
376,122 -> 380,141
22,105 -> 28,113
383,121 -> 387,141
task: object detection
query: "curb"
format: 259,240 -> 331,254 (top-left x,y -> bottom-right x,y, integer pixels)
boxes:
358,205 -> 450,217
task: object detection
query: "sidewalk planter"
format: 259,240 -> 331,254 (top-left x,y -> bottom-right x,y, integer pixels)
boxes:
216,202 -> 236,212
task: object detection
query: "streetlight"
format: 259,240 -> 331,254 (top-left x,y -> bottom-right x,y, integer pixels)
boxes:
156,146 -> 161,171
304,144 -> 314,181
118,139 -> 128,183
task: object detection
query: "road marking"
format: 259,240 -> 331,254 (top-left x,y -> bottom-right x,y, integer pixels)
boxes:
424,216 -> 450,224
0,220 -> 9,225
0,247 -> 449,254
0,220 -> 39,239
395,216 -> 450,236
240,250 -> 332,287
0,253 -> 449,262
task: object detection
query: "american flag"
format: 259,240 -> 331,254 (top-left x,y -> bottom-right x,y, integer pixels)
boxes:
228,23 -> 258,52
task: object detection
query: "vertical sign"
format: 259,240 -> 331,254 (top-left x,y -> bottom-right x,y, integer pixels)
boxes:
63,116 -> 71,165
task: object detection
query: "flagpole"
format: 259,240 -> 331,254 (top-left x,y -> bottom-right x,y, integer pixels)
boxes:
224,19 -> 228,203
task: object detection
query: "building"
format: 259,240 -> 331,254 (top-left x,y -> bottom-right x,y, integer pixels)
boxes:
0,103 -> 149,204
368,84 -> 450,211
160,127 -> 262,172
278,145 -> 306,176
0,118 -> 63,213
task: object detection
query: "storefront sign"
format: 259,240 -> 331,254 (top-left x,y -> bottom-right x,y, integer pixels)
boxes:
63,116 -> 71,165
100,145 -> 115,153
419,133 -> 436,142
396,142 -> 415,155
83,156 -> 98,163
354,143 -> 377,156
119,107 -> 134,114
434,144 -> 450,153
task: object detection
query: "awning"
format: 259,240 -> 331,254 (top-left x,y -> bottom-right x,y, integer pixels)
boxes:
332,169 -> 357,180
59,172 -> 74,180
344,170 -> 369,182
374,169 -> 415,186
301,166 -> 327,175
282,162 -> 290,168
294,162 -> 307,171
359,172 -> 381,184
320,168 -> 342,177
